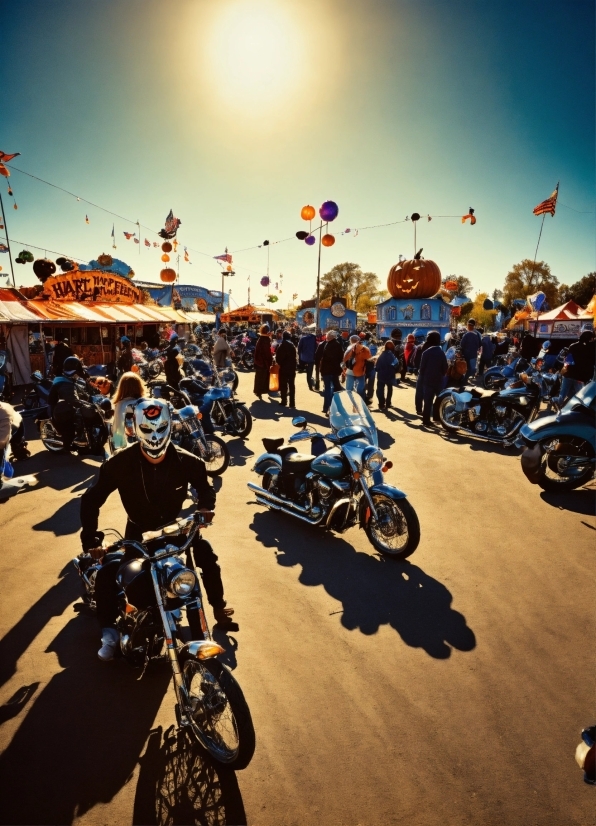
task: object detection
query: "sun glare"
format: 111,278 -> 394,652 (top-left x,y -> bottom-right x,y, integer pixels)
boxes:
203,1 -> 306,109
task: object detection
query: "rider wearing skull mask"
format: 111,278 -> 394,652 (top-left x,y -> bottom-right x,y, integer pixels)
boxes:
80,398 -> 236,661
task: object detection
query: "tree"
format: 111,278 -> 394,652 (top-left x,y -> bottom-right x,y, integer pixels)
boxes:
502,259 -> 559,310
319,262 -> 384,313
440,275 -> 473,302
460,293 -> 498,329
558,273 -> 596,307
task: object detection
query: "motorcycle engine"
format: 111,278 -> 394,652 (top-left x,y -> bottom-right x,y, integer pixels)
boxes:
316,479 -> 333,499
494,405 -> 508,418
468,405 -> 482,422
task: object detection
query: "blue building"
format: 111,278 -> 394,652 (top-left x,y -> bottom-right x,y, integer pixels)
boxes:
376,295 -> 451,341
296,301 -> 357,333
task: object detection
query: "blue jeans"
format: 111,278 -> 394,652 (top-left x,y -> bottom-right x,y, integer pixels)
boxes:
557,377 -> 583,407
345,373 -> 365,395
322,374 -> 342,413
465,358 -> 477,381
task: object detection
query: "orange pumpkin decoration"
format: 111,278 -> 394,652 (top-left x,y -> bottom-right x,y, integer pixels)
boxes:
161,241 -> 172,253
161,253 -> 170,262
301,205 -> 315,221
444,279 -> 458,291
160,268 -> 176,283
321,233 -> 335,247
387,258 -> 442,299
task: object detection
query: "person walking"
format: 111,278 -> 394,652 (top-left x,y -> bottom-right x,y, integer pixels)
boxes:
402,334 -> 416,380
375,341 -> 399,410
478,328 -> 496,376
275,331 -> 297,407
253,324 -> 273,400
52,338 -> 73,377
363,333 -> 378,403
459,319 -> 482,381
415,331 -> 448,426
315,330 -> 344,414
556,330 -> 595,406
342,335 -> 371,398
297,327 -> 317,391
212,330 -> 231,369
117,336 -> 134,377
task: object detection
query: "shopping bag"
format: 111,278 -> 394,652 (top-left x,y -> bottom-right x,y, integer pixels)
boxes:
269,363 -> 280,392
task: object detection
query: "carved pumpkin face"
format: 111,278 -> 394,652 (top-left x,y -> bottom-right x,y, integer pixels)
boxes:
387,258 -> 442,299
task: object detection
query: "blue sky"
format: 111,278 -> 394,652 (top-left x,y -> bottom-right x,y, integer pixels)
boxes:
1,0 -> 594,306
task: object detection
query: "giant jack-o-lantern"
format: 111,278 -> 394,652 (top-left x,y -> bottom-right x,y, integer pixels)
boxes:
387,258 -> 442,299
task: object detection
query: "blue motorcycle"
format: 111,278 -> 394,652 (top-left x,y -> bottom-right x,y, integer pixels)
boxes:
516,381 -> 596,491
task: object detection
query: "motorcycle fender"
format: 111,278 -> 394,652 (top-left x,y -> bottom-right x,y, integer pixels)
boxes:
179,640 -> 225,663
433,388 -> 454,419
359,483 -> 407,527
520,444 -> 542,484
253,452 -> 282,475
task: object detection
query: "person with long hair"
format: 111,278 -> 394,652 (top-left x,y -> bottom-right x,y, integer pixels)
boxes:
111,372 -> 147,451
254,324 -> 272,400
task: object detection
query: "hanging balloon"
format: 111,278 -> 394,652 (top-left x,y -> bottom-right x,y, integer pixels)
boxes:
15,257 -> 24,264
305,235 -> 316,246
319,201 -> 339,222
32,258 -> 56,283
301,205 -> 316,221
260,276 -> 270,287
321,234 -> 335,247
262,240 -> 270,246
160,268 -> 176,283
18,250 -> 34,263
296,231 -> 309,240
161,253 -> 170,262
483,298 -> 494,311
410,213 -> 421,222
161,242 -> 173,253
62,260 -> 74,272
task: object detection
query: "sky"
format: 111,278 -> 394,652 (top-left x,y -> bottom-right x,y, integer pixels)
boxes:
1,0 -> 594,308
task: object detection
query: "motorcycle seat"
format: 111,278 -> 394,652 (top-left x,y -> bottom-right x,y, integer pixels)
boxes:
263,437 -> 284,453
282,452 -> 315,476
471,388 -> 500,399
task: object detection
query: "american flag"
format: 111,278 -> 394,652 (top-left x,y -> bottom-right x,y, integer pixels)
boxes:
533,183 -> 559,217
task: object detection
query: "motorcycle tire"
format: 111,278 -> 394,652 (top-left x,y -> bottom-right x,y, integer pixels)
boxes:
40,420 -> 65,453
180,657 -> 256,770
148,361 -> 162,379
231,371 -> 239,392
242,352 -> 254,370
365,494 -> 420,559
438,397 -> 462,433
537,438 -> 595,492
203,435 -> 230,476
227,403 -> 253,438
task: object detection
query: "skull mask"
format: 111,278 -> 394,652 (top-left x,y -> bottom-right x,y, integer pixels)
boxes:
134,399 -> 171,459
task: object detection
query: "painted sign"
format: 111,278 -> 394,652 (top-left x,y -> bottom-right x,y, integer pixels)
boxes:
174,285 -> 228,312
550,320 -> 582,338
134,281 -> 173,307
330,301 -> 346,318
43,270 -> 143,304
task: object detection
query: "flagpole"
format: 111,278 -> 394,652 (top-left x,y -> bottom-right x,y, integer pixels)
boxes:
0,190 -> 16,287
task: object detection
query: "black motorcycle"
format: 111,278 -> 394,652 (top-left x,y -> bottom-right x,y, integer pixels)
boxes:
434,373 -> 549,445
37,376 -> 111,455
0,350 -> 13,401
73,512 -> 255,769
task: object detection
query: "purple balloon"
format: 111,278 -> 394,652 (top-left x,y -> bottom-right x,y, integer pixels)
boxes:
319,200 -> 339,222
305,235 -> 316,246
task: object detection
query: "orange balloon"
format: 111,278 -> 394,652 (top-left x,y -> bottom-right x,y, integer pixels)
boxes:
226,265 -> 232,271
321,233 -> 335,247
301,205 -> 315,221
161,253 -> 170,262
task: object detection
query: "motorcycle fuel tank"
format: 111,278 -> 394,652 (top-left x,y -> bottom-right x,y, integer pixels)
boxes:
310,447 -> 347,480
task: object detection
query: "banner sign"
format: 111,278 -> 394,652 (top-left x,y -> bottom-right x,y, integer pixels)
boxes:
173,285 -> 228,313
134,281 -> 173,307
42,271 -> 143,304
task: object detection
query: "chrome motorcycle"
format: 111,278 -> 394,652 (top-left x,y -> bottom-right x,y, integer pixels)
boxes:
39,379 -> 112,455
248,390 -> 420,559
73,512 -> 255,769
434,371 -> 554,446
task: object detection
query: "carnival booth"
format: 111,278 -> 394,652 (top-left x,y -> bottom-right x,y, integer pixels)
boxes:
0,263 -> 189,382
509,299 -> 594,340
295,297 -> 357,332
219,304 -> 283,325
376,255 -> 451,341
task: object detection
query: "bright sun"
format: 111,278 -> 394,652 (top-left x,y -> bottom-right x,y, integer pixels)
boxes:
204,1 -> 305,109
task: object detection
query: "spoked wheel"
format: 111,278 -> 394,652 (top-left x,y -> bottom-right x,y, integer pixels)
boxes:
40,420 -> 65,453
148,361 -> 162,378
538,438 -> 595,491
226,404 -> 253,438
438,397 -> 462,433
200,435 -> 230,476
180,658 -> 255,769
365,494 -> 420,559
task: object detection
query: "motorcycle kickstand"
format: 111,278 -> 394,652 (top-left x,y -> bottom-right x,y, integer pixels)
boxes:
137,634 -> 157,681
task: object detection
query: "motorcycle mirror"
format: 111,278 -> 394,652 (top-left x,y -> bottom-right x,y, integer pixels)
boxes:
291,416 -> 307,429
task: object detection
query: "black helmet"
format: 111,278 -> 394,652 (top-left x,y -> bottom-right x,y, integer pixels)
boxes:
62,356 -> 85,377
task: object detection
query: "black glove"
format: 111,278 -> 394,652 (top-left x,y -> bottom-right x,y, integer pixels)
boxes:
80,530 -> 104,552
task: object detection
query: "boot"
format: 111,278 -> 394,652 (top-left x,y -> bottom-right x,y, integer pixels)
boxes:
97,627 -> 119,661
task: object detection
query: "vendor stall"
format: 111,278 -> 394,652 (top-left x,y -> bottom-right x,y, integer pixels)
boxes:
219,304 -> 282,325
295,297 -> 357,332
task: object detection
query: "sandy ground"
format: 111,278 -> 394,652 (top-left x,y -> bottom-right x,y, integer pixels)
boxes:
0,370 -> 593,826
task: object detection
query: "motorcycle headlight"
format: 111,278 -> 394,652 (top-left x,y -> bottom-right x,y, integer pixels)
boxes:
362,446 -> 384,473
169,569 -> 197,597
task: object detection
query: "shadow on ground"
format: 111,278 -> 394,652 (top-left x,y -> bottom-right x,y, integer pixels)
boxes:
539,488 -> 596,516
249,511 -> 476,658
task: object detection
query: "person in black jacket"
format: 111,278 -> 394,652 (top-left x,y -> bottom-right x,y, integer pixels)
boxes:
117,336 -> 134,375
164,346 -> 183,389
52,338 -> 73,377
275,330 -> 297,407
415,331 -> 448,426
47,356 -> 87,451
315,330 -> 344,414
80,398 -> 235,661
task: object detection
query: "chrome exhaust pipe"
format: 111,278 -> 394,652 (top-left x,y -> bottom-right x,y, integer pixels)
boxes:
254,495 -> 323,526
247,481 -> 311,515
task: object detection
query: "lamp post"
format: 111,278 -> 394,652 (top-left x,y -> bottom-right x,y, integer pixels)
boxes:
295,201 -> 339,333
220,269 -> 235,325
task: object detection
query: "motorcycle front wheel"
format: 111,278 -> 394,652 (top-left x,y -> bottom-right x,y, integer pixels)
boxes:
438,397 -> 462,433
202,435 -> 230,476
148,361 -> 162,378
365,494 -> 420,559
538,438 -> 595,492
180,658 -> 255,769
40,420 -> 65,453
227,403 -> 253,438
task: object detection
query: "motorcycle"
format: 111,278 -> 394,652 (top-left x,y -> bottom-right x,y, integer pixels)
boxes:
183,359 -> 250,438
434,371 -> 552,445
247,390 -> 420,559
73,511 -> 255,769
0,350 -> 13,401
39,387 -> 112,454
575,725 -> 595,785
479,355 -> 529,389
149,383 -> 230,476
229,334 -> 255,370
516,380 -> 596,491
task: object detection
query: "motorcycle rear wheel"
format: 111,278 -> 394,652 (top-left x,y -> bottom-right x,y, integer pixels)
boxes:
538,438 -> 595,492
202,435 -> 230,476
40,420 -> 65,452
365,495 -> 420,559
180,658 -> 255,769
227,404 -> 253,438
438,397 -> 462,433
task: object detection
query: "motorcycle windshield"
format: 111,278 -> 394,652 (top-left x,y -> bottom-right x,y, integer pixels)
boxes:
564,380 -> 596,412
329,390 -> 378,446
